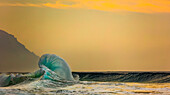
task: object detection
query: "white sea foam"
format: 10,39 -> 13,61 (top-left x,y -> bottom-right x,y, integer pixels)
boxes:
0,81 -> 169,95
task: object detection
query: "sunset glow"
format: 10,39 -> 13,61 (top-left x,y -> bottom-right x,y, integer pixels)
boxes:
0,0 -> 170,71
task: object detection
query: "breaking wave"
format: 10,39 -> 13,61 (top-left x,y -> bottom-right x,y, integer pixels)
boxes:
0,54 -> 78,87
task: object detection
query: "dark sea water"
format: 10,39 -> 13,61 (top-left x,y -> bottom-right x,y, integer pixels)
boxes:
0,72 -> 169,95
74,71 -> 170,83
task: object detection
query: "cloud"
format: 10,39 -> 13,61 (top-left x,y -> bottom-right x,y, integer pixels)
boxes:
0,3 -> 42,7
0,0 -> 170,13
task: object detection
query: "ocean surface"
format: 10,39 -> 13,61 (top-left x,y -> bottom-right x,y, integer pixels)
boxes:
0,54 -> 169,95
0,72 -> 170,95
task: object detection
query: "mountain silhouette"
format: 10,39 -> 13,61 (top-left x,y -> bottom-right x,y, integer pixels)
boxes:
0,30 -> 39,72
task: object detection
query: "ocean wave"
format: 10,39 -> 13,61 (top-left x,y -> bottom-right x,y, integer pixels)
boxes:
0,54 -> 78,87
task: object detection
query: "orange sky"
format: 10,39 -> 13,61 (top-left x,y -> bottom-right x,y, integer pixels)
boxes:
0,0 -> 170,71
1,0 -> 170,13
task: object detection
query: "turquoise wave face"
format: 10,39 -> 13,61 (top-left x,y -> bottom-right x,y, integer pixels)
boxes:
0,54 -> 76,87
38,54 -> 74,81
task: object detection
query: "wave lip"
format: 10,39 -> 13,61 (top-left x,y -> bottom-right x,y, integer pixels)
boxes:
38,54 -> 74,81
